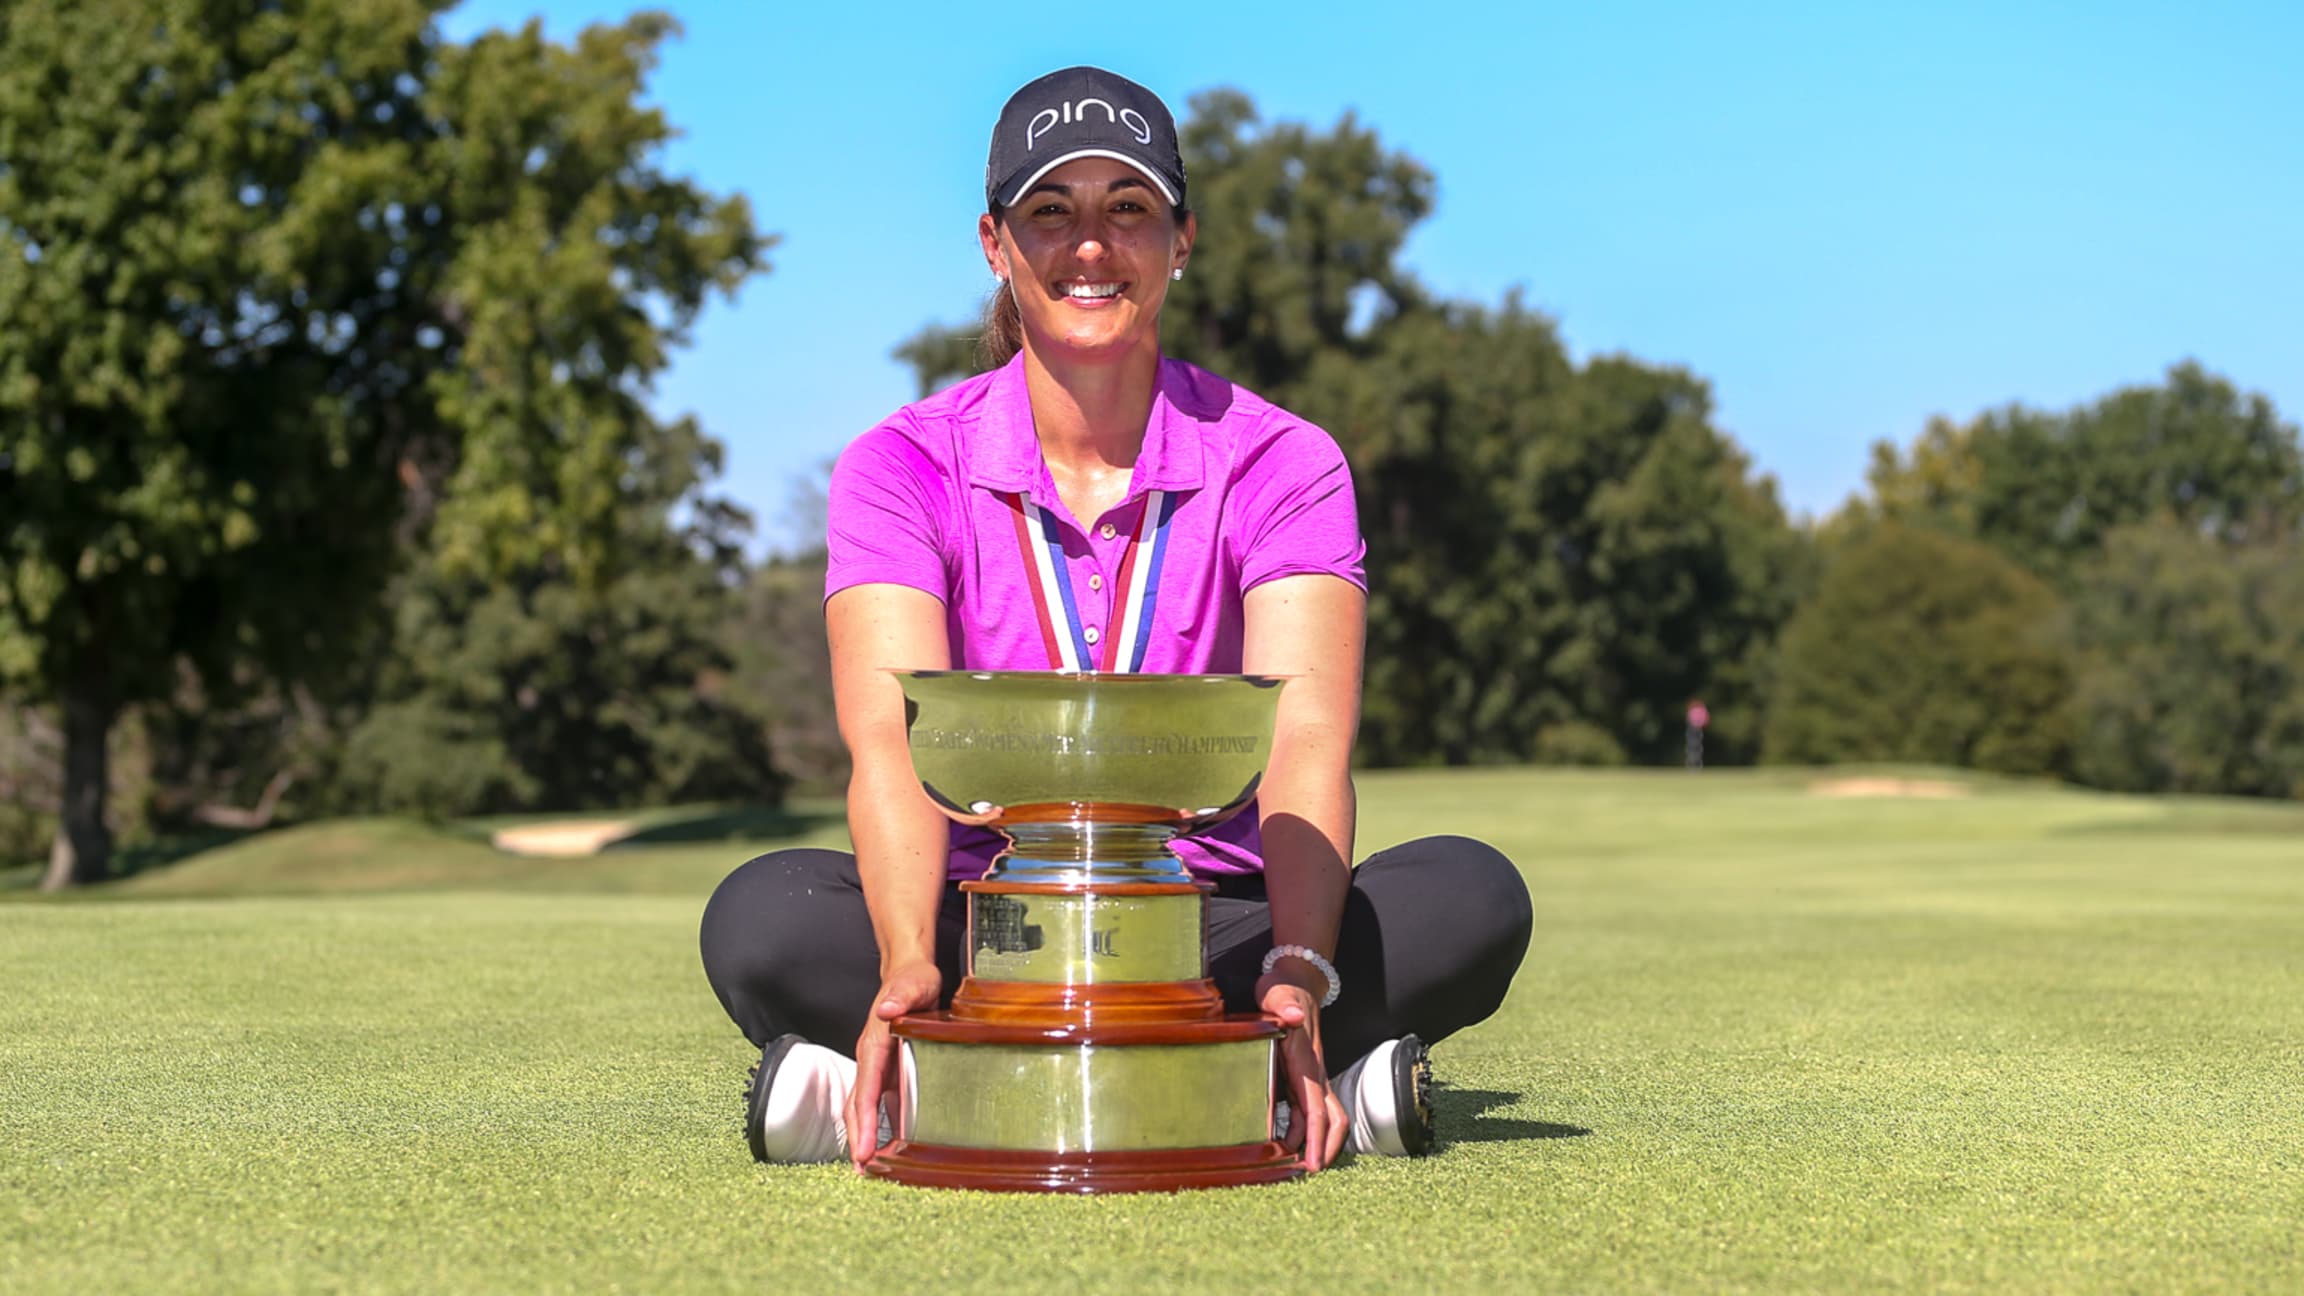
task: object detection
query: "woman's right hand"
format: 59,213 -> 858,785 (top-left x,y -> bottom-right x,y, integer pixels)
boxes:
936,802 -> 1005,829
847,959 -> 943,1170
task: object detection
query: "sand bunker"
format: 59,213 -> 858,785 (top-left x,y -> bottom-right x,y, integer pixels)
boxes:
490,819 -> 638,857
1807,777 -> 1972,799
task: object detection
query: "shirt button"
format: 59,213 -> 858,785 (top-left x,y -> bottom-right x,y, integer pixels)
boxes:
1088,574 -> 1104,591
1084,626 -> 1101,645
1098,522 -> 1117,540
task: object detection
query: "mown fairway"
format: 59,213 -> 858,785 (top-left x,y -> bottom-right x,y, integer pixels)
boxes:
4,769 -> 2301,1293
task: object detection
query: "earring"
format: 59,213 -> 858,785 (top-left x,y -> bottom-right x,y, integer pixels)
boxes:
1171,268 -> 1183,281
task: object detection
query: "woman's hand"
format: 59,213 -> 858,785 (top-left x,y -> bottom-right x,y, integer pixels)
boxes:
1258,969 -> 1348,1172
935,802 -> 1005,829
847,959 -> 943,1170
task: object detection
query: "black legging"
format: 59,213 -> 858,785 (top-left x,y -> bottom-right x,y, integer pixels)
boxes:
699,835 -> 1533,1069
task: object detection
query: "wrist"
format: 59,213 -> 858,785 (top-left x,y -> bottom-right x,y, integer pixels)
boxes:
1258,968 -> 1326,1014
878,949 -> 938,980
1260,944 -> 1341,1008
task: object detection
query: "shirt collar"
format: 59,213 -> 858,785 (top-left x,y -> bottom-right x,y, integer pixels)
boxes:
965,354 -> 1208,503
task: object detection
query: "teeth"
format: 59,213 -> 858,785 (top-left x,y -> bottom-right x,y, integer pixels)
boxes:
1062,282 -> 1124,299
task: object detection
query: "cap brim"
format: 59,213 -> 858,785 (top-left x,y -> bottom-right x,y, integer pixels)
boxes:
994,149 -> 1180,209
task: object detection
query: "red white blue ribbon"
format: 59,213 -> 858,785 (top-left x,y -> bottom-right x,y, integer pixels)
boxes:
1004,489 -> 1173,673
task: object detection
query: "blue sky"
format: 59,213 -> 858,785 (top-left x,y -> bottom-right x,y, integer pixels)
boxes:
444,0 -> 2301,550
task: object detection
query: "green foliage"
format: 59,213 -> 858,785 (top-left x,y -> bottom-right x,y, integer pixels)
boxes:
1159,90 -> 1432,390
0,2 -> 768,881
1833,365 -> 2304,796
723,551 -> 847,793
1328,319 -> 1809,766
333,421 -> 782,820
0,704 -> 54,863
2066,522 -> 2304,798
1766,524 -> 2071,775
1527,720 -> 1627,767
1855,362 -> 2303,585
0,1 -> 440,709
332,564 -> 781,819
416,16 -> 765,584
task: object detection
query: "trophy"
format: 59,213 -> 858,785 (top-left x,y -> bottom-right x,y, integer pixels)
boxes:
862,670 -> 1301,1193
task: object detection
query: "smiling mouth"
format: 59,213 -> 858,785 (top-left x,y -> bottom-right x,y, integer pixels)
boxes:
1058,281 -> 1126,301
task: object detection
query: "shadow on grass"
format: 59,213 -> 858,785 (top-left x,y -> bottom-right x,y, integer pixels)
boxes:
1439,1088 -> 1592,1143
608,804 -> 844,847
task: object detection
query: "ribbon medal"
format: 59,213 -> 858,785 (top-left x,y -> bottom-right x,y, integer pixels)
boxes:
1005,489 -> 1176,673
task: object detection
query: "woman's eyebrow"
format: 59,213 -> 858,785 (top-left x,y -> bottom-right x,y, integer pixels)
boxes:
1021,177 -> 1151,201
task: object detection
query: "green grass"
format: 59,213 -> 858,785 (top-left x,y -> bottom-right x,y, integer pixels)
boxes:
5,768 -> 2302,1292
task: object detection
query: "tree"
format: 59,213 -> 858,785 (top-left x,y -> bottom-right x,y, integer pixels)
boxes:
716,471 -> 846,794
330,413 -> 781,818
1158,89 -> 1433,401
0,4 -> 766,886
724,551 -> 845,793
1856,362 -> 2303,585
1765,524 -> 2071,775
2066,522 -> 2304,798
1311,301 -> 1809,766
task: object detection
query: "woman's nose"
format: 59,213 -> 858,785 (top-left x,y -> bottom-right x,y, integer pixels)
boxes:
1073,211 -> 1109,261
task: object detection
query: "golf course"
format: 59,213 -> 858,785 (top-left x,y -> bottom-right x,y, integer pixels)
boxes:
4,766 -> 2300,1292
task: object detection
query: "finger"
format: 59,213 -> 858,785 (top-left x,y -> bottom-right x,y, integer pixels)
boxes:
849,1042 -> 887,1168
1281,1034 -> 1327,1171
1300,1081 -> 1329,1172
1322,1092 -> 1348,1167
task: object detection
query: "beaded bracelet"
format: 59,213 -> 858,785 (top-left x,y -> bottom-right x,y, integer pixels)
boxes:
1260,943 -> 1342,1008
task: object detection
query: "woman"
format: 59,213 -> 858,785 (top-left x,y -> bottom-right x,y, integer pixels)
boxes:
700,66 -> 1531,1173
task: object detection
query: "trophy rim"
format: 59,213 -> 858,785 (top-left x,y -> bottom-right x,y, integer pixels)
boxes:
895,669 -> 1291,685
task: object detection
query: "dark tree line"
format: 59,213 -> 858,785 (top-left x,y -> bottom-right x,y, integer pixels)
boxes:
1781,365 -> 2304,793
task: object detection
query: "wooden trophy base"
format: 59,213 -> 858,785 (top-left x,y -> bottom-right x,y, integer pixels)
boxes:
864,1138 -> 1301,1194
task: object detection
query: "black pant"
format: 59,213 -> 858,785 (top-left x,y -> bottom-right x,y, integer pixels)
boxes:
698,835 -> 1533,1068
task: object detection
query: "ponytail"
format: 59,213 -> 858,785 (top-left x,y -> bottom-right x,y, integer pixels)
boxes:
979,278 -> 1023,370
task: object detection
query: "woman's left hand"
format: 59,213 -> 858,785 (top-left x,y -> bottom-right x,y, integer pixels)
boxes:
1258,974 -> 1349,1172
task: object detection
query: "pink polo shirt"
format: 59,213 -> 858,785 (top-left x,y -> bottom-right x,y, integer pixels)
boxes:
826,353 -> 1367,879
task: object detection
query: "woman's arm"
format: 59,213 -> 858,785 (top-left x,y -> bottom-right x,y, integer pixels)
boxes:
1241,571 -> 1367,1170
826,581 -> 954,1168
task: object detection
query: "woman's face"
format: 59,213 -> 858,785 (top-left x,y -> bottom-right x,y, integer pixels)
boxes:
979,156 -> 1195,365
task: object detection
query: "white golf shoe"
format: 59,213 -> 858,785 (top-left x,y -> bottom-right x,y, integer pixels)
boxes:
744,1035 -> 858,1164
1329,1034 -> 1435,1157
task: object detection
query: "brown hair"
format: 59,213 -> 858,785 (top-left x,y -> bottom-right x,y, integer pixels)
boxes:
979,279 -> 1024,370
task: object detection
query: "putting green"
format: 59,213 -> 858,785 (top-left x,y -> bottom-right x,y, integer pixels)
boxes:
3,769 -> 2301,1292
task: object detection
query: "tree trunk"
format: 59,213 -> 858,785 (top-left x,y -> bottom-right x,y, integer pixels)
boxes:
39,688 -> 115,891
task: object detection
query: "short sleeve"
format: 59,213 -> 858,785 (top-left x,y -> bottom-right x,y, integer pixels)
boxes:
824,423 -> 951,604
1231,418 -> 1368,593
